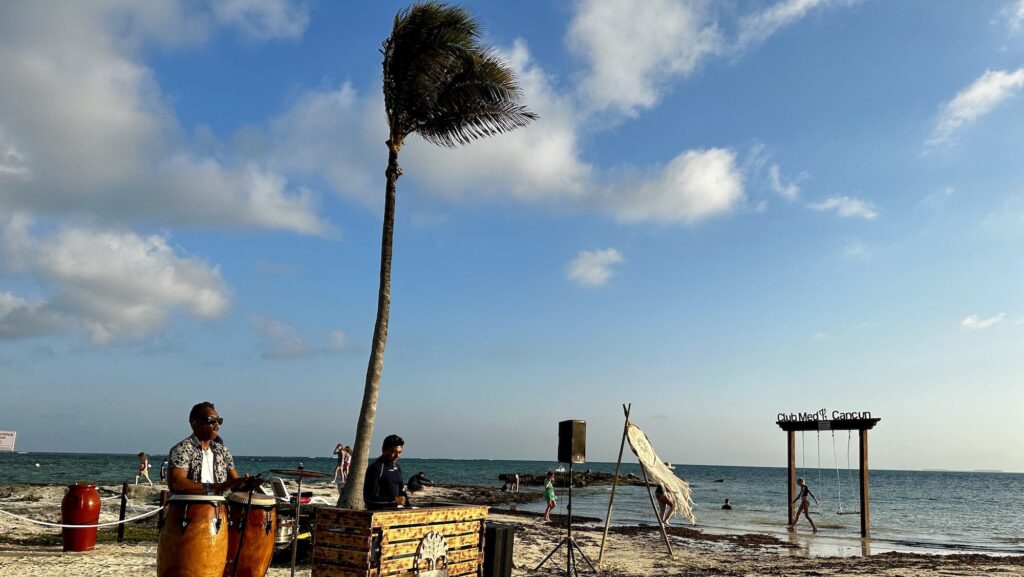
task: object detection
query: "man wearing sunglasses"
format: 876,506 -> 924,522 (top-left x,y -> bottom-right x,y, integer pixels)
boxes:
167,401 -> 248,495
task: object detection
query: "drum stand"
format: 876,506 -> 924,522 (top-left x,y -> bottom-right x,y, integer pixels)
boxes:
229,479 -> 257,577
534,462 -> 596,576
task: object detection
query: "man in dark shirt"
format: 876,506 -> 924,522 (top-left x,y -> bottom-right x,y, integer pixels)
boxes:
363,434 -> 409,509
407,471 -> 432,493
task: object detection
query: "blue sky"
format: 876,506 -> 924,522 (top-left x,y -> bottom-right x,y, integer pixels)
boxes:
1,0 -> 1022,473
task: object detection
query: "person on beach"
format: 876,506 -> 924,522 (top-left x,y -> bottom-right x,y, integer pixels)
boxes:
789,477 -> 819,532
331,443 -> 345,483
722,498 -> 733,510
655,483 -> 675,524
134,452 -> 154,487
159,458 -> 168,481
407,471 -> 432,493
364,434 -> 410,510
167,401 -> 249,495
543,471 -> 557,522
342,445 -> 352,482
512,473 -> 520,493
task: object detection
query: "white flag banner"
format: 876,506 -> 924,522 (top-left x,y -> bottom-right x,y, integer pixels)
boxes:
626,424 -> 696,524
0,430 -> 15,452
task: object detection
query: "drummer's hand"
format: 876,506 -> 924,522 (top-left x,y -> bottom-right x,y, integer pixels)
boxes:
395,495 -> 407,507
219,474 -> 250,492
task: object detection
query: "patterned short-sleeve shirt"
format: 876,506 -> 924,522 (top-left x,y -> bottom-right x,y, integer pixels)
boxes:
168,435 -> 235,484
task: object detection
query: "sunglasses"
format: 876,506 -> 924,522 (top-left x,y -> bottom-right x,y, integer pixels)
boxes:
198,416 -> 224,426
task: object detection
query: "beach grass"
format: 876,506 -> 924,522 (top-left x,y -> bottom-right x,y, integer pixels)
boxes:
0,525 -> 159,547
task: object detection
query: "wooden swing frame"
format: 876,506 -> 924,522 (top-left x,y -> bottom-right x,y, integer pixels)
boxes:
778,417 -> 880,537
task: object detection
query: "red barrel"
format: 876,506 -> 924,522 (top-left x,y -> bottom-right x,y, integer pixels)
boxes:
61,483 -> 101,552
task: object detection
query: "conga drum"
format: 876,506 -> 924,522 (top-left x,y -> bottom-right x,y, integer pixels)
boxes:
158,494 -> 229,577
223,491 -> 277,577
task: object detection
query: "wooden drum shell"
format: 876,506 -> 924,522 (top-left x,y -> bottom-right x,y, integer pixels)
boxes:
223,492 -> 277,577
158,495 -> 229,577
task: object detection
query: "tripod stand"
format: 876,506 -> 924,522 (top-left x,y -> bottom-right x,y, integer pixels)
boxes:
534,462 -> 596,576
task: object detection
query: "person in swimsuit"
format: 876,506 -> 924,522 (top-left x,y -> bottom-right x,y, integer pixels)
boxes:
789,477 -> 818,532
655,483 -> 675,524
135,452 -> 154,487
332,443 -> 345,483
543,471 -> 557,522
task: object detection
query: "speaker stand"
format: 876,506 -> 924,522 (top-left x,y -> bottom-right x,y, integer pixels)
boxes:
534,462 -> 597,576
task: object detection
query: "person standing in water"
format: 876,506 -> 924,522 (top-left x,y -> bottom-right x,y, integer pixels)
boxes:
543,471 -> 557,522
788,477 -> 819,532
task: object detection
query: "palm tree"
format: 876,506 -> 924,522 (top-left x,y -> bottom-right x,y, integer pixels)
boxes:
338,2 -> 536,509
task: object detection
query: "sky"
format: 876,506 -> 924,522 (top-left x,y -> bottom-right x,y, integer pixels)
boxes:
1,0 -> 1022,473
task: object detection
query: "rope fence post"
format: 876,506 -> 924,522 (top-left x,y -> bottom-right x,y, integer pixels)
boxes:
117,482 -> 128,542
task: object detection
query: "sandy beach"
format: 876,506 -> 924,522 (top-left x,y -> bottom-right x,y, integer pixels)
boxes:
2,482 -> 1022,576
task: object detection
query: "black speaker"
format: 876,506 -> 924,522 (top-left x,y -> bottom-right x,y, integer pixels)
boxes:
482,522 -> 515,577
557,419 -> 586,464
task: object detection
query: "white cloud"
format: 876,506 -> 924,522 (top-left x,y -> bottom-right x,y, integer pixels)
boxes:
567,0 -> 722,116
211,0 -> 310,41
250,315 -> 348,359
809,195 -> 878,219
735,0 -> 835,52
566,0 -> 850,117
0,292 -> 66,340
1005,0 -> 1024,32
405,41 -> 593,202
769,164 -> 801,200
961,313 -> 1006,331
606,148 -> 745,223
928,68 -> 1024,148
843,240 -> 871,259
918,186 -> 954,212
0,2 -> 327,235
567,249 -> 625,287
0,216 -> 230,344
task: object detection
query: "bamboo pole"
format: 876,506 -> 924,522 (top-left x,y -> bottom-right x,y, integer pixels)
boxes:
597,403 -> 631,565
639,461 -> 673,557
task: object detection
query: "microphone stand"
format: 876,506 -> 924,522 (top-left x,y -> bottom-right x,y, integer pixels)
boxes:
229,476 -> 258,577
290,463 -> 304,577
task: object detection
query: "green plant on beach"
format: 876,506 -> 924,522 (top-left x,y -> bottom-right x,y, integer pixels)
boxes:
338,1 -> 536,509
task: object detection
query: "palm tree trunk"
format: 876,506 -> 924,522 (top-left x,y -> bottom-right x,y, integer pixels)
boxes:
338,142 -> 401,509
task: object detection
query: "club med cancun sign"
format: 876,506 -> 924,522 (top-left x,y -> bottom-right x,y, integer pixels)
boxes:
0,430 -> 15,452
776,409 -> 872,423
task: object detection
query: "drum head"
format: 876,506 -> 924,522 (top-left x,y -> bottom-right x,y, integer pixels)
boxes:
168,494 -> 227,504
226,491 -> 277,507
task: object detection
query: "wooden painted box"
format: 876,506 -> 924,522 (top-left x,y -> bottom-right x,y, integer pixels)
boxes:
312,504 -> 488,577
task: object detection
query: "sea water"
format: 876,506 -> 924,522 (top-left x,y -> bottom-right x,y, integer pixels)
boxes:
2,452 -> 1022,555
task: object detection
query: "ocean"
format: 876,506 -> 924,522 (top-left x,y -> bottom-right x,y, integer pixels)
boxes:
2,451 -> 1022,556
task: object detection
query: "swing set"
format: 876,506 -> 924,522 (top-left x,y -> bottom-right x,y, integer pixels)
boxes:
777,414 -> 881,537
796,428 -> 862,516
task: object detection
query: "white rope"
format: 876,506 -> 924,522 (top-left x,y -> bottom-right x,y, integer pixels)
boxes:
626,424 -> 695,525
0,504 -> 164,528
832,430 -> 844,513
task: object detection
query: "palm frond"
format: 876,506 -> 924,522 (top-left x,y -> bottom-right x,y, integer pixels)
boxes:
383,2 -> 536,145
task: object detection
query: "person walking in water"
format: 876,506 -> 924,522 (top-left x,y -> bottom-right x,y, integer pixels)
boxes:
135,452 -> 154,487
543,471 -> 557,522
789,477 -> 819,532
